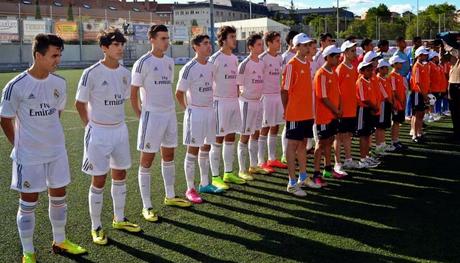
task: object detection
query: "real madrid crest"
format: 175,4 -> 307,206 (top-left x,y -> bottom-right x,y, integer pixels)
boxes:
24,181 -> 31,189
123,76 -> 128,85
54,89 -> 60,99
146,143 -> 151,149
168,65 -> 172,71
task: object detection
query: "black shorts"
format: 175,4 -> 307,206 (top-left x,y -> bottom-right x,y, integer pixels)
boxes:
285,119 -> 314,141
338,117 -> 357,133
316,119 -> 339,140
392,110 -> 405,124
375,101 -> 392,129
410,92 -> 427,112
356,107 -> 375,137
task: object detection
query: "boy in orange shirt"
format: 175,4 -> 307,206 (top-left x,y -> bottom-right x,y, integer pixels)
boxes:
281,33 -> 320,197
389,56 -> 408,151
334,40 -> 359,172
410,46 -> 430,143
356,62 -> 380,168
374,59 -> 393,156
428,51 -> 443,119
313,45 -> 343,182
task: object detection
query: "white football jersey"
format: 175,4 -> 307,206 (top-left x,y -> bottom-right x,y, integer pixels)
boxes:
313,50 -> 326,68
259,51 -> 283,94
208,50 -> 239,98
76,62 -> 131,124
132,53 -> 175,113
177,59 -> 214,107
281,50 -> 296,71
237,57 -> 264,100
0,71 -> 67,165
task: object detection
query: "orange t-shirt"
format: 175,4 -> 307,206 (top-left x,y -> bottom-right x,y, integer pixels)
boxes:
389,71 -> 406,111
356,75 -> 379,113
410,61 -> 430,94
281,56 -> 314,121
378,76 -> 392,102
314,67 -> 340,125
429,62 -> 446,93
336,62 -> 358,118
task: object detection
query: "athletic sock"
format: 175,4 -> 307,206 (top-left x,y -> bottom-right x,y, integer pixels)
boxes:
49,195 -> 67,244
268,134 -> 277,161
184,153 -> 197,190
249,139 -> 258,168
138,166 -> 152,209
198,151 -> 210,187
223,141 -> 235,173
257,135 -> 267,165
237,142 -> 248,173
89,185 -> 104,230
17,199 -> 37,254
161,160 -> 176,199
210,143 -> 222,177
111,179 -> 127,222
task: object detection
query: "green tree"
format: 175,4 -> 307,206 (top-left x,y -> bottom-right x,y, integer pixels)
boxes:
67,3 -> 74,21
34,0 -> 42,20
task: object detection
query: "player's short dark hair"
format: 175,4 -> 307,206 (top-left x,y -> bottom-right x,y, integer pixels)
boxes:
396,36 -> 405,42
191,34 -> 210,50
264,31 -> 280,46
413,36 -> 422,43
345,35 -> 356,41
217,26 -> 236,47
320,33 -> 333,42
148,24 -> 168,39
432,38 -> 443,47
98,27 -> 126,47
247,33 -> 262,48
377,39 -> 389,48
361,38 -> 373,49
285,30 -> 298,46
32,33 -> 64,59
360,63 -> 373,72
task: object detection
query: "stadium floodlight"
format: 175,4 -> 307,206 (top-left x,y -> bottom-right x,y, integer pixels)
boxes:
53,1 -> 63,7
108,6 -> 117,11
83,4 -> 91,9
22,0 -> 32,4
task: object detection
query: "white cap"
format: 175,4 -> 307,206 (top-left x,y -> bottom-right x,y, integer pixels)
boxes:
340,40 -> 357,52
377,59 -> 390,69
414,46 -> 430,58
389,56 -> 406,65
322,45 -> 342,58
357,61 -> 373,71
428,50 -> 439,60
363,51 -> 379,63
292,33 -> 313,46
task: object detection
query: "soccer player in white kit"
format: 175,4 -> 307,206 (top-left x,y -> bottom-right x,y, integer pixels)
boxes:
131,25 -> 192,223
76,28 -> 142,245
176,34 -> 224,204
208,26 -> 246,188
280,31 -> 298,164
257,31 -> 287,172
0,34 -> 86,263
237,34 -> 267,180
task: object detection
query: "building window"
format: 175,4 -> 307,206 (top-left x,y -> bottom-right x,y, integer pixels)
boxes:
180,11 -> 184,15
241,32 -> 246,39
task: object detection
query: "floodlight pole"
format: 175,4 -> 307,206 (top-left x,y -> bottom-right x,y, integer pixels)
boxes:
210,0 -> 215,52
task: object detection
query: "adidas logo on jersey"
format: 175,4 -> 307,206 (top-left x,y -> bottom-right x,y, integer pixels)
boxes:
28,93 -> 35,99
252,70 -> 257,74
154,67 -> 159,71
102,80 -> 108,86
224,64 -> 228,67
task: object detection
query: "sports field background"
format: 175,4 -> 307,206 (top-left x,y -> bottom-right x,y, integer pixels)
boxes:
0,66 -> 459,262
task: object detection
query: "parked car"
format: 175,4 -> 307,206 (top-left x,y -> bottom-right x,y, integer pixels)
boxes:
174,57 -> 191,65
